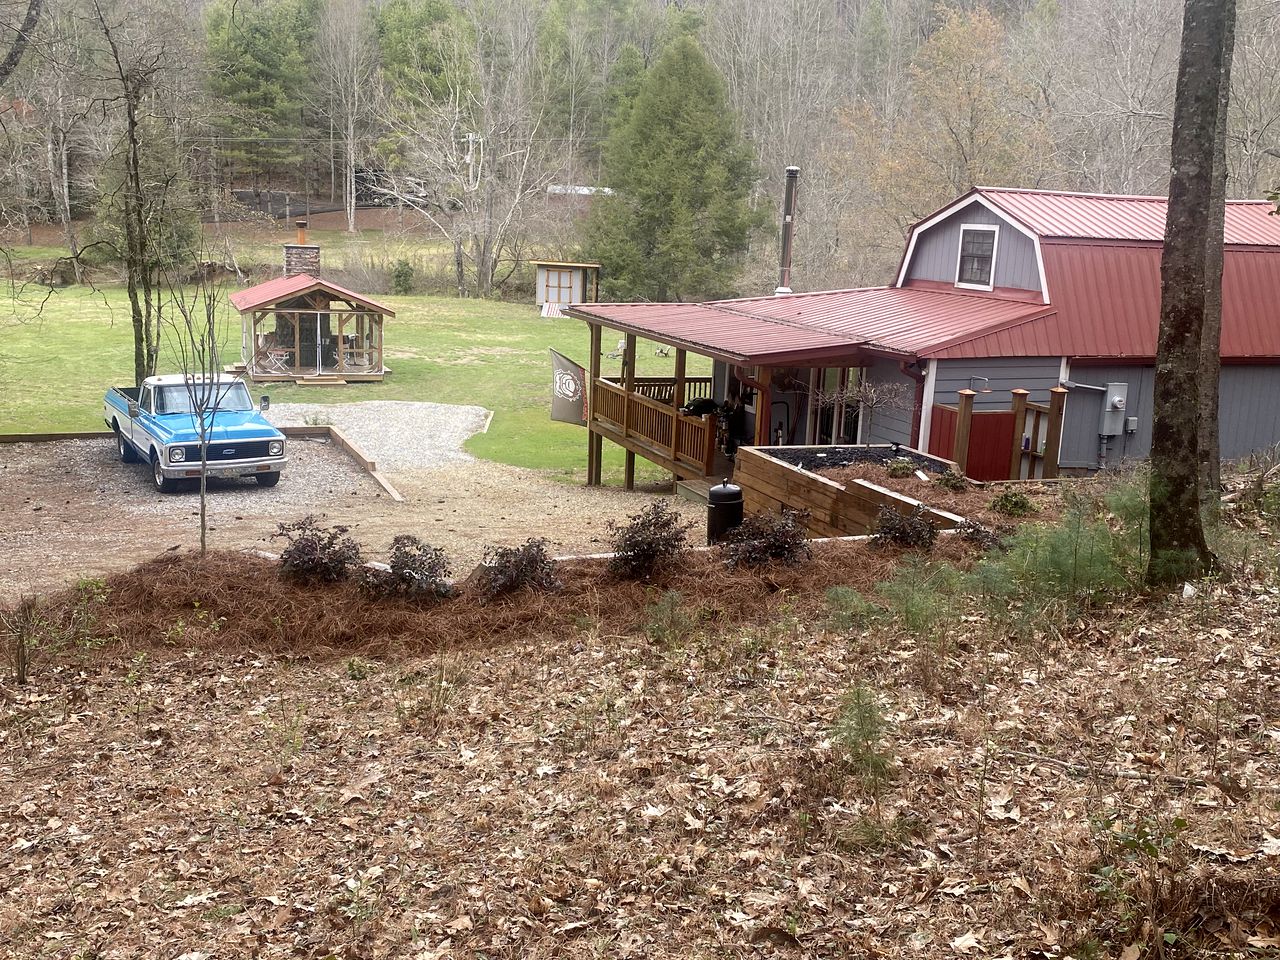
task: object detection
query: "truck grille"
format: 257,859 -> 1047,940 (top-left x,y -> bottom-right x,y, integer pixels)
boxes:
176,440 -> 275,462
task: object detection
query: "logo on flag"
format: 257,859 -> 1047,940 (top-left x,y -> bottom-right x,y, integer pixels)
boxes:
549,349 -> 587,426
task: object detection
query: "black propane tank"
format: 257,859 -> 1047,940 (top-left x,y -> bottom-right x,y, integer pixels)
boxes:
707,478 -> 744,545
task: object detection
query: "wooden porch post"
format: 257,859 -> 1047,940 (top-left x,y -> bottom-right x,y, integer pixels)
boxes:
587,323 -> 602,486
670,348 -> 687,487
1043,386 -> 1068,479
1009,388 -> 1030,480
955,389 -> 975,476
292,311 -> 301,376
623,334 -> 636,490
753,366 -> 773,446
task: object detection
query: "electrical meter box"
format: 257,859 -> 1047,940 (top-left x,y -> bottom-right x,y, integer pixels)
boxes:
1099,382 -> 1129,437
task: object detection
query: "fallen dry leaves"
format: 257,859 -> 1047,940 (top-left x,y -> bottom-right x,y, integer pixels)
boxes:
1,544 -> 1279,959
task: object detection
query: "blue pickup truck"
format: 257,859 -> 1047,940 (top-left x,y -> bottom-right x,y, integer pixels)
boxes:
104,375 -> 287,493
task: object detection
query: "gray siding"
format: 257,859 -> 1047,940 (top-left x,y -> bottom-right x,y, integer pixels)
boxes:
1059,365 -> 1154,468
932,357 -> 1063,411
1059,365 -> 1280,468
905,201 -> 1041,294
1219,366 -> 1280,459
861,358 -> 916,446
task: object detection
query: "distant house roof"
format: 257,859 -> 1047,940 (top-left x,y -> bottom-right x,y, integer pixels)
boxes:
530,260 -> 602,269
228,274 -> 395,316
950,187 -> 1280,246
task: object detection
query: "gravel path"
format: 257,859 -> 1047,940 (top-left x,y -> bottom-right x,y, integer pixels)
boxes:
266,400 -> 492,471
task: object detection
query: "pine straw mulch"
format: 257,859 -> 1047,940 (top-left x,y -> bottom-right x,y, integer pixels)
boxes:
31,538 -> 978,658
816,462 -> 1067,528
3,541 -> 1280,959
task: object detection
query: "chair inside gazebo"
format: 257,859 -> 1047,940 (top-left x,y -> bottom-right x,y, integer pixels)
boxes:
243,295 -> 386,382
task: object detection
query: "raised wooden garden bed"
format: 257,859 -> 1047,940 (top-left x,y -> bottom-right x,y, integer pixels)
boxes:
734,445 -> 965,538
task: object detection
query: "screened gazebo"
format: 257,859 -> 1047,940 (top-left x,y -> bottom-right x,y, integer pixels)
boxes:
229,274 -> 395,384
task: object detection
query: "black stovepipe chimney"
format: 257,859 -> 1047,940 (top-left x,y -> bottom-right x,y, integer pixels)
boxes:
775,166 -> 800,295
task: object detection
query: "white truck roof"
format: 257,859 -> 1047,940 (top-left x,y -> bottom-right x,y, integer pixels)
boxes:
143,374 -> 245,387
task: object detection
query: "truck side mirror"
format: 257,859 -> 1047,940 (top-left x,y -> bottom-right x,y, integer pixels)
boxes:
128,400 -> 139,418
260,395 -> 270,412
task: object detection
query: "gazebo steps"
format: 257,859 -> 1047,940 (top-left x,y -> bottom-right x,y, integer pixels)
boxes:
299,377 -> 349,387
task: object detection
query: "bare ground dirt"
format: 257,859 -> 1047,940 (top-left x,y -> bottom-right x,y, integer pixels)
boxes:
0,437 -> 699,601
1,544 -> 1278,958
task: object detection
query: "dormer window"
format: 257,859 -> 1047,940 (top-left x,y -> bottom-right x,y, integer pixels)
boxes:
955,224 -> 999,291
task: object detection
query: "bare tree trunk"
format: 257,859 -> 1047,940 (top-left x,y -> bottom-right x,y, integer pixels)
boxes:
1147,0 -> 1233,587
0,0 -> 42,90
1198,0 -> 1237,497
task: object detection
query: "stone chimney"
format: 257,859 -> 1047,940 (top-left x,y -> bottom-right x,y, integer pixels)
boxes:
283,219 -> 320,276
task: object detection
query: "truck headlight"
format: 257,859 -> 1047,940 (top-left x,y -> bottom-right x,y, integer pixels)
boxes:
269,440 -> 284,456
168,447 -> 186,463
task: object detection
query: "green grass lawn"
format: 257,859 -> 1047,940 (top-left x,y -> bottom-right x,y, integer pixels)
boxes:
0,286 -> 707,485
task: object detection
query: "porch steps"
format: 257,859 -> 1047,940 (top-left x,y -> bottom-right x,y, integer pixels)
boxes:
676,478 -> 713,504
299,377 -> 349,387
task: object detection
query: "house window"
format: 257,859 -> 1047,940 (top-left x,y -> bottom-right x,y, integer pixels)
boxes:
956,225 -> 998,290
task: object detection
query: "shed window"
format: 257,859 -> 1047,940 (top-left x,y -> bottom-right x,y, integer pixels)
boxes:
544,268 -> 575,304
956,226 -> 997,289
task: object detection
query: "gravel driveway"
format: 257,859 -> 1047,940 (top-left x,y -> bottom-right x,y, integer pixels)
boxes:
265,400 -> 492,471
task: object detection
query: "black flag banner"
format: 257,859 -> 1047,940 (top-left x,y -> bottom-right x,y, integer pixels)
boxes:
549,349 -> 588,426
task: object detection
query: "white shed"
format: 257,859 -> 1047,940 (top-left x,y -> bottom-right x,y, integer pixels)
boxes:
532,260 -> 601,307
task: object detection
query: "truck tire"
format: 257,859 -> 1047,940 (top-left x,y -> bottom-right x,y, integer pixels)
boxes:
151,453 -> 178,493
255,471 -> 281,488
116,427 -> 139,464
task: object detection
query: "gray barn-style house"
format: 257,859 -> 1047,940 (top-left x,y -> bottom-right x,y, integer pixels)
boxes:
568,187 -> 1280,483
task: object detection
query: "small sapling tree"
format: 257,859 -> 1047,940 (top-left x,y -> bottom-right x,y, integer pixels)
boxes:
164,274 -> 233,555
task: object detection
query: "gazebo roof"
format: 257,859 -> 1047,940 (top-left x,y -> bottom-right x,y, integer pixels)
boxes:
229,274 -> 395,316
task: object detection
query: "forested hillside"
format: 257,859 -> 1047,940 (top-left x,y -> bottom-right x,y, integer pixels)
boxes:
1,0 -> 1278,297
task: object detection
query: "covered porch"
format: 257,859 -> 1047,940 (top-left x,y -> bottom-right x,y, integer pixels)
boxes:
570,306 -> 902,491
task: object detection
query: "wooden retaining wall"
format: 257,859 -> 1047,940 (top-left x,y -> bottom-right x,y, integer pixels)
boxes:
733,447 -> 965,538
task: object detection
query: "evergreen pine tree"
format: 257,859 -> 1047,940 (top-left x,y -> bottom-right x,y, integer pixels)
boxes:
586,36 -> 761,302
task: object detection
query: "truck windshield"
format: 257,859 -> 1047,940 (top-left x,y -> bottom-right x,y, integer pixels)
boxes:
154,383 -> 255,414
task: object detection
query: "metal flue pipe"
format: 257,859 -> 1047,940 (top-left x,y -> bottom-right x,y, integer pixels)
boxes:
775,166 -> 800,295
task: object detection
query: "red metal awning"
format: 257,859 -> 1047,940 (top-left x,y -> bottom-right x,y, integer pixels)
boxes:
229,274 -> 395,316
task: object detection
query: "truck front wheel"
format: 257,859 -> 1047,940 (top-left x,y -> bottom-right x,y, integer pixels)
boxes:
152,454 -> 178,493
255,471 -> 281,488
116,427 -> 139,464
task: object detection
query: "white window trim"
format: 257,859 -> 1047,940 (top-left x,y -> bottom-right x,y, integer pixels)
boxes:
954,223 -> 1000,292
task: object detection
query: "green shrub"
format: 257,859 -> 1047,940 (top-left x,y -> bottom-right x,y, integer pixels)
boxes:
474,538 -> 561,600
824,586 -> 877,633
886,458 -> 916,479
990,488 -> 1037,517
872,505 -> 938,551
642,590 -> 694,646
390,259 -> 415,295
607,501 -> 694,580
934,469 -> 968,492
875,559 -> 962,635
832,685 -> 893,793
719,510 -> 810,568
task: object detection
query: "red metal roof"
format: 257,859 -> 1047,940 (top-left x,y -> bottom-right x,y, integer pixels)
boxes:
929,241 -> 1280,359
976,187 -> 1280,245
571,287 -> 1052,366
228,274 -> 395,316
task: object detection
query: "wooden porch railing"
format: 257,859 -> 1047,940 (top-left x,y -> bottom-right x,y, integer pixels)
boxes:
601,376 -> 713,405
591,378 -> 718,476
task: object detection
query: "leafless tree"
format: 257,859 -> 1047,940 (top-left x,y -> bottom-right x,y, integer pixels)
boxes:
162,274 -> 233,556
313,0 -> 377,234
0,0 -> 42,89
375,0 -> 563,297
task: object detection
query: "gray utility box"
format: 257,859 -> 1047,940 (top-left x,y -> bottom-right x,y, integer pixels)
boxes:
1099,382 -> 1129,437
